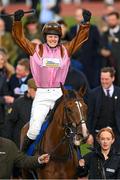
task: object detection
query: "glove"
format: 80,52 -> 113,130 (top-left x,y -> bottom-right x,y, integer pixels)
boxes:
83,9 -> 91,23
14,9 -> 24,21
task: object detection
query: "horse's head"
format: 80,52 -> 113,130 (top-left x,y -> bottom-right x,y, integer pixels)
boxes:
61,85 -> 89,146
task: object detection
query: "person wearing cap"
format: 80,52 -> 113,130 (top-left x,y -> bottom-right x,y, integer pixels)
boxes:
12,9 -> 91,152
24,15 -> 42,42
4,78 -> 37,148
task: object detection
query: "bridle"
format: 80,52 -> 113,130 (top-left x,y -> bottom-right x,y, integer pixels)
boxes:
75,99 -> 89,139
45,95 -> 88,161
63,95 -> 88,140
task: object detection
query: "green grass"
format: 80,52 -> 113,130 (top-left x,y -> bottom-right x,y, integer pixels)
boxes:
64,16 -> 100,28
64,16 -> 76,28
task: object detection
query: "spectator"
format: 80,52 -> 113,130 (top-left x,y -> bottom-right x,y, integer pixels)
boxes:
65,65 -> 90,104
100,4 -> 116,32
69,7 -> 102,88
0,136 -> 50,179
12,9 -> 91,152
0,48 -> 15,80
65,66 -> 89,91
31,0 -> 39,10
0,48 -> 13,136
0,1 -> 13,32
100,11 -> 120,86
8,58 -> 32,99
51,0 -> 62,20
4,78 -> 37,148
87,67 -> 120,152
39,0 -> 60,27
0,18 -> 18,65
24,15 -> 42,42
57,18 -> 71,43
77,127 -> 120,179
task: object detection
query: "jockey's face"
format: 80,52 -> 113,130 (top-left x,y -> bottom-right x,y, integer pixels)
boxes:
100,72 -> 114,89
46,34 -> 59,48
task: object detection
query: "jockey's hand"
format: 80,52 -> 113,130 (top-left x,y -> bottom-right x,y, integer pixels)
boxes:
82,9 -> 91,23
38,154 -> 50,164
14,9 -> 24,21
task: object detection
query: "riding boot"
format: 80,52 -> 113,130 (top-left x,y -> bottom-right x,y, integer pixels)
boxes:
21,136 -> 34,153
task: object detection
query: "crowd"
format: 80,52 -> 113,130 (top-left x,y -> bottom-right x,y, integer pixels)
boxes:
0,0 -> 120,179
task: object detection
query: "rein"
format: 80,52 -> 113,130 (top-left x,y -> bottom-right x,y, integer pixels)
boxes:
49,132 -> 73,161
40,124 -> 76,161
40,92 -> 88,161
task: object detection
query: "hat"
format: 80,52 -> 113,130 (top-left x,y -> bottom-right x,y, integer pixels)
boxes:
42,22 -> 62,42
27,78 -> 37,90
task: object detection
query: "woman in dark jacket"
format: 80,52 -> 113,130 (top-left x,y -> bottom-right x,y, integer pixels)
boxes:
0,48 -> 15,136
77,127 -> 120,179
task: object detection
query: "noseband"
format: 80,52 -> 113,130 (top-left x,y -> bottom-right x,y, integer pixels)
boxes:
42,93 -> 88,161
64,97 -> 88,140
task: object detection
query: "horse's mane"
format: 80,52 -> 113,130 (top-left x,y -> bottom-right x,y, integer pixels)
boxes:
48,89 -> 77,123
47,95 -> 63,124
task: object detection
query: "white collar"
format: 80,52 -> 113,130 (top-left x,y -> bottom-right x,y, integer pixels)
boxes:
109,25 -> 120,35
103,84 -> 114,97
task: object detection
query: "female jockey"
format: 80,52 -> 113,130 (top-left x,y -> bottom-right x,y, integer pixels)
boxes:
12,9 -> 91,152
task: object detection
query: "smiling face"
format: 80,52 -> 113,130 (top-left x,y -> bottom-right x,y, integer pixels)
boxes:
106,14 -> 119,28
46,34 -> 59,48
100,72 -> 114,89
99,131 -> 114,151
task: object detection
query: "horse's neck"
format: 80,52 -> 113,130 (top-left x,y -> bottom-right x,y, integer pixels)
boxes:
42,102 -> 65,149
48,103 -> 65,136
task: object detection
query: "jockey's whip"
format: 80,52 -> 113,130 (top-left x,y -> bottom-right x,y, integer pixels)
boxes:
0,9 -> 36,17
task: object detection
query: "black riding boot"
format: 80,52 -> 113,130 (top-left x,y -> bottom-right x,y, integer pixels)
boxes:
21,136 -> 34,153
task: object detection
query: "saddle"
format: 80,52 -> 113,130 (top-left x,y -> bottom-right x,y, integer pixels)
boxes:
26,96 -> 62,155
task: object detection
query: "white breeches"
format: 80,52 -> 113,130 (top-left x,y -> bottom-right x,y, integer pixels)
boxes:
27,88 -> 62,140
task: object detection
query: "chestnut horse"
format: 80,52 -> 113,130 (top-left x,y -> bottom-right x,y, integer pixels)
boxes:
21,86 -> 88,179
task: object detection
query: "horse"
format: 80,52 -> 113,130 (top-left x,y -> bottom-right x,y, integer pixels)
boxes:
21,85 -> 89,179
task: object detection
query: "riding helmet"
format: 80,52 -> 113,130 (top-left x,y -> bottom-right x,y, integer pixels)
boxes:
42,22 -> 62,41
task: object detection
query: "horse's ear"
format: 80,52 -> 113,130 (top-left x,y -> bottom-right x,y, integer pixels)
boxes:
60,83 -> 68,96
78,85 -> 87,97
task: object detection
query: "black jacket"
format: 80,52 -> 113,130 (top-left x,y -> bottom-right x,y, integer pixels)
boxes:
87,86 -> 120,135
0,137 -> 41,179
69,24 -> 102,88
0,69 -> 10,136
4,92 -> 33,147
77,147 -> 120,179
8,73 -> 32,98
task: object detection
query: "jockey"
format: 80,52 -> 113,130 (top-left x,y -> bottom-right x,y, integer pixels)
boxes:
12,9 -> 91,152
